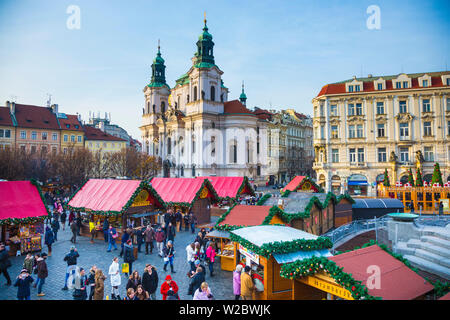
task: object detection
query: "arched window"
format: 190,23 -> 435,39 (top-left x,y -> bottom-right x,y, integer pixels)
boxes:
161,102 -> 165,114
193,86 -> 198,101
167,137 -> 171,154
210,86 -> 215,101
147,102 -> 150,113
152,104 -> 156,114
187,94 -> 190,103
192,135 -> 196,153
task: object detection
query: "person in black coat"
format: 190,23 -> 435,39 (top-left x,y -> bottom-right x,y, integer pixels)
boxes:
51,218 -> 60,241
135,226 -> 144,253
123,239 -> 135,276
174,211 -> 182,232
14,269 -> 34,300
87,265 -> 97,300
183,213 -> 190,232
166,223 -> 176,243
75,213 -> 82,236
102,219 -> 110,243
187,266 -> 205,297
0,243 -> 12,285
60,211 -> 67,231
142,264 -> 158,300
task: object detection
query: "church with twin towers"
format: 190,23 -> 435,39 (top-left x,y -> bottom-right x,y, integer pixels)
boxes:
140,18 -> 268,182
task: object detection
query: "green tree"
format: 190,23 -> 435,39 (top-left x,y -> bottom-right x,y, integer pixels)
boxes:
383,168 -> 390,187
415,168 -> 424,187
431,163 -> 444,186
407,169 -> 415,186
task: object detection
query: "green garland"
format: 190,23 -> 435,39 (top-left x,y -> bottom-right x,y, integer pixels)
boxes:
279,256 -> 380,300
66,180 -> 167,217
0,180 -> 50,226
229,232 -> 333,259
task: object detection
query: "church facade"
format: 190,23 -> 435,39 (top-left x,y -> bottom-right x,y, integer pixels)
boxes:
140,20 -> 268,182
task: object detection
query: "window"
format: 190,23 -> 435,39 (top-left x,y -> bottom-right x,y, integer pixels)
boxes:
52,133 -> 57,141
357,124 -> 363,138
64,135 -> 68,142
349,148 -> 356,163
71,135 -> 75,142
422,80 -> 428,87
31,131 -> 37,140
77,135 -> 82,142
378,148 -> 387,162
103,142 -> 107,148
331,125 -> 338,139
424,147 -> 434,162
396,82 -> 401,89
320,105 -> 324,116
349,125 -> 356,138
399,101 -> 407,113
422,99 -> 431,112
20,131 -> 26,139
447,78 -> 450,86
348,85 -> 354,92
210,86 -> 215,101
403,81 -> 408,88
4,129 -> 10,138
399,123 -> 409,139
332,149 -> 339,163
0,130 -> 3,138
330,105 -> 338,116
320,125 -> 324,139
355,103 -> 363,115
41,146 -> 47,154
448,121 -> 450,136
376,102 -> 384,114
400,147 -> 409,162
447,98 -> 450,111
377,83 -> 383,90
167,137 -> 171,154
192,136 -> 196,153
193,86 -> 198,101
42,132 -> 47,140
357,148 -> 365,163
348,104 -> 355,116
377,123 -> 385,137
355,85 -> 360,92
161,102 -> 165,114
423,121 -> 432,136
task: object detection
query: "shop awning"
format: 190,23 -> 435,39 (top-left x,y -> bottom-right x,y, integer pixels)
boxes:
273,249 -> 332,264
0,181 -> 49,222
348,181 -> 368,186
205,229 -> 230,239
129,212 -> 161,218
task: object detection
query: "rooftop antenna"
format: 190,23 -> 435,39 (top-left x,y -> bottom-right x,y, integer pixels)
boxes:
46,93 -> 52,107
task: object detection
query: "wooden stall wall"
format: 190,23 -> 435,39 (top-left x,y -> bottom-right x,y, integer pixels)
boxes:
335,199 -> 352,227
192,198 -> 211,224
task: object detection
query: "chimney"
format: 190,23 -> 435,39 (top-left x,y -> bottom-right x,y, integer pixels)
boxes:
368,74 -> 373,78
51,103 -> 58,114
353,76 -> 357,80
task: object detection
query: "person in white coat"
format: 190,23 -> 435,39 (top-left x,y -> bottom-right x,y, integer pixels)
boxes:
108,257 -> 121,300
186,243 -> 197,273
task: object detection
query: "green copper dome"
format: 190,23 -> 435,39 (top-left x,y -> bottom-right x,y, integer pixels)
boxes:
195,19 -> 215,65
149,45 -> 167,86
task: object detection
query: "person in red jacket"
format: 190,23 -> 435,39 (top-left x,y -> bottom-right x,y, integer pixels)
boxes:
160,275 -> 179,300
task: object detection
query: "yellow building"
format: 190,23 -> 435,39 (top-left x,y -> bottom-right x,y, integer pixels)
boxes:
58,114 -> 85,154
312,71 -> 450,197
84,125 -> 126,154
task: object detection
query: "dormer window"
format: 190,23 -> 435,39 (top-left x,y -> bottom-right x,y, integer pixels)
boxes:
396,82 -> 401,89
422,80 -> 428,87
355,85 -> 360,92
403,81 -> 408,88
348,85 -> 354,92
66,124 -> 70,128
377,83 -> 383,90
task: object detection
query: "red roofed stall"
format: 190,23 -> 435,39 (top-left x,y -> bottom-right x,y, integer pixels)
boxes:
150,177 -> 219,225
282,176 -> 323,194
67,179 -> 165,242
0,180 -> 50,256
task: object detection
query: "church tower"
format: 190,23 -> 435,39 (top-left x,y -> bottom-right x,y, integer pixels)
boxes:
140,42 -> 170,156
239,81 -> 247,106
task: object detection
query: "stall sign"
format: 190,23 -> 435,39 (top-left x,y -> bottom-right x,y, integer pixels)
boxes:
299,276 -> 354,300
239,244 -> 259,264
131,190 -> 152,207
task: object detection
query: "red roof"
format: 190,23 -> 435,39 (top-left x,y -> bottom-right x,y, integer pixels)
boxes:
439,292 -> 450,300
329,245 -> 434,300
0,181 -> 48,221
316,73 -> 449,98
253,107 -> 273,120
83,126 -> 126,142
68,179 -> 162,212
0,107 -> 13,126
59,114 -> 84,132
223,100 -> 255,115
200,176 -> 253,199
13,104 -> 60,130
217,205 -> 272,227
150,177 -> 216,205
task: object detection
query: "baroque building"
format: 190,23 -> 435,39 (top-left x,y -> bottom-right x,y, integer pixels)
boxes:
312,71 -> 450,197
140,20 -> 267,182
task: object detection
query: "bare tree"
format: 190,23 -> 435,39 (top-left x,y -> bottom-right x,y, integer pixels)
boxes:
90,149 -> 110,178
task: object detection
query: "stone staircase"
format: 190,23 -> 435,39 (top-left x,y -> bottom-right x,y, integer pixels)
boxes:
394,225 -> 450,280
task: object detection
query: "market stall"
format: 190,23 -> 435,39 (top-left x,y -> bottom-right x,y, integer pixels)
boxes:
280,243 -> 434,300
0,180 -> 50,256
201,176 -> 255,209
229,225 -> 333,300
204,229 -> 235,271
258,192 -> 354,235
281,176 -> 324,194
150,177 -> 219,225
67,179 -> 166,242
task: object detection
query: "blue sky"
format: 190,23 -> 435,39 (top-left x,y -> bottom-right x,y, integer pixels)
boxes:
0,0 -> 449,140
